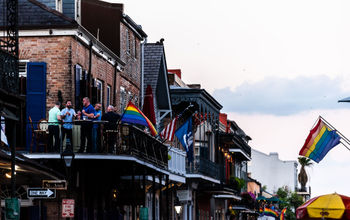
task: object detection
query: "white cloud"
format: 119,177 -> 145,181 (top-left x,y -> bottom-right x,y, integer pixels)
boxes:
213,75 -> 350,115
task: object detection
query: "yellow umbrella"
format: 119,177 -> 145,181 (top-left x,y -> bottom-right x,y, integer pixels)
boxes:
296,193 -> 350,219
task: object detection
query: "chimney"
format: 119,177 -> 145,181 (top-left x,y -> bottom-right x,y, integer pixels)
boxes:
168,69 -> 182,79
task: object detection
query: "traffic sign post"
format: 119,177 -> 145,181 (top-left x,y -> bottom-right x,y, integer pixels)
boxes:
27,188 -> 56,199
62,199 -> 75,218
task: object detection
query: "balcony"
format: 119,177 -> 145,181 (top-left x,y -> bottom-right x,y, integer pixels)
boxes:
186,155 -> 224,182
168,146 -> 186,176
24,120 -> 168,169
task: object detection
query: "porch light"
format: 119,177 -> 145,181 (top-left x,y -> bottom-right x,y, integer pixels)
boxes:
174,198 -> 182,217
174,205 -> 182,215
61,148 -> 75,168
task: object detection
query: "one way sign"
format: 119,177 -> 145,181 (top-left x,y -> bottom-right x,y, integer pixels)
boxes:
27,188 -> 56,199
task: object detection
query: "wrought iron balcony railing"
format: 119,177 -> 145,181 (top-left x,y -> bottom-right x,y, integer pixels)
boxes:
0,50 -> 19,94
22,119 -> 168,169
186,155 -> 224,181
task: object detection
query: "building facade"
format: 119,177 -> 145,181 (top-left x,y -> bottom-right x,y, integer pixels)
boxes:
248,149 -> 298,194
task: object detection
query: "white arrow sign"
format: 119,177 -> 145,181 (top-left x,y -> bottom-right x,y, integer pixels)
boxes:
27,188 -> 56,199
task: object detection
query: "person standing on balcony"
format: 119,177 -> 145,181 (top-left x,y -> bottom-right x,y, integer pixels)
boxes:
60,100 -> 76,150
101,105 -> 121,153
79,97 -> 95,153
92,103 -> 102,152
48,101 -> 61,152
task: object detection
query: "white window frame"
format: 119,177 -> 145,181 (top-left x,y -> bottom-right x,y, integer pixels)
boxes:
56,0 -> 62,12
19,60 -> 29,77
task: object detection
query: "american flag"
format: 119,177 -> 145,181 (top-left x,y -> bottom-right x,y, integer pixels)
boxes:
160,117 -> 178,142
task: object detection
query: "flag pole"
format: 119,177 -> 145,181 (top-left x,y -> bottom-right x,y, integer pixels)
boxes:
319,115 -> 350,151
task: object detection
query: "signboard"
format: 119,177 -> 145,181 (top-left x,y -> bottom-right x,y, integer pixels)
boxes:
27,188 -> 56,199
5,198 -> 20,220
140,207 -> 148,220
42,180 -> 67,190
62,199 -> 75,218
177,190 -> 192,201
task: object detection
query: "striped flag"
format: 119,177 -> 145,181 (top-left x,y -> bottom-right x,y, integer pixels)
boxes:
280,208 -> 287,220
160,117 -> 178,142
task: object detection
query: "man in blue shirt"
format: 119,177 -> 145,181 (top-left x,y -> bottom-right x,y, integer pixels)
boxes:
79,97 -> 95,153
60,100 -> 76,150
92,103 -> 102,152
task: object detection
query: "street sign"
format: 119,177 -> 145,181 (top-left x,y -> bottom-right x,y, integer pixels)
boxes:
42,180 -> 67,190
177,190 -> 192,201
27,188 -> 56,199
62,199 -> 75,218
5,198 -> 20,220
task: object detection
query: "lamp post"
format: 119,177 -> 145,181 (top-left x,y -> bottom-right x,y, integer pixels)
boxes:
61,139 -> 75,219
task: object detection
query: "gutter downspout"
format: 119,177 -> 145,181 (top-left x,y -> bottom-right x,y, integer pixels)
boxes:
88,41 -> 93,98
140,37 -> 147,108
113,64 -> 117,106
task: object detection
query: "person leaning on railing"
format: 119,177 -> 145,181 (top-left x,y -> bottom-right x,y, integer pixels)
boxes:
60,100 -> 77,151
101,105 -> 121,153
78,97 -> 96,153
48,101 -> 61,152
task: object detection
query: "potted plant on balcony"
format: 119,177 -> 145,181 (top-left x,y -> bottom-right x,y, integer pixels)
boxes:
229,176 -> 245,192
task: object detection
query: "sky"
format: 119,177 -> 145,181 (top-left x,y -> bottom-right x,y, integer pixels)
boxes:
110,0 -> 350,196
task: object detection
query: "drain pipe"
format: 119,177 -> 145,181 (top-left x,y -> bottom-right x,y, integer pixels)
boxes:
140,37 -> 147,108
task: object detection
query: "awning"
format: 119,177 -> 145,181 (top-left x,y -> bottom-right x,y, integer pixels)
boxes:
213,194 -> 241,200
231,206 -> 248,210
229,148 -> 251,160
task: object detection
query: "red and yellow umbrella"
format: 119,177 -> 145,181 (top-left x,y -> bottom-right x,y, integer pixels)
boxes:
296,193 -> 350,219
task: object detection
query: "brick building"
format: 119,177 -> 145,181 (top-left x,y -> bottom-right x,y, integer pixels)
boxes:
0,0 -> 174,219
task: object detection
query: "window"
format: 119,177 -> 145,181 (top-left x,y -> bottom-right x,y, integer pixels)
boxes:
120,86 -> 126,111
95,79 -> 103,104
75,64 -> 82,109
106,85 -> 111,107
19,60 -> 29,77
134,38 -> 137,58
75,0 -> 81,23
126,30 -> 131,54
56,0 -> 62,12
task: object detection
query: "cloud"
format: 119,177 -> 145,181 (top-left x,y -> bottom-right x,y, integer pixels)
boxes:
213,75 -> 350,115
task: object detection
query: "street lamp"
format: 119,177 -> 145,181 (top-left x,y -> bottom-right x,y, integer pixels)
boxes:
61,139 -> 75,168
174,199 -> 182,220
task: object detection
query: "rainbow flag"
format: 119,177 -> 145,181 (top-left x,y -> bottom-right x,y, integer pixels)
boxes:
264,207 -> 279,218
280,208 -> 287,220
121,101 -> 158,136
299,118 -> 340,163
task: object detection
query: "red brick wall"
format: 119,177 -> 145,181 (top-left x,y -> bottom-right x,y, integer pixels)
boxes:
19,36 -> 72,114
19,35 -> 121,115
119,23 -> 141,109
19,32 -> 142,116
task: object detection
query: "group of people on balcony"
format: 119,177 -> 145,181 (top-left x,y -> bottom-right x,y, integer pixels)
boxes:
47,97 -> 121,154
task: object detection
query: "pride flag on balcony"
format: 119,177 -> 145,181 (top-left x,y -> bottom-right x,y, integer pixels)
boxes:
299,117 -> 341,163
264,207 -> 279,218
121,101 -> 158,136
